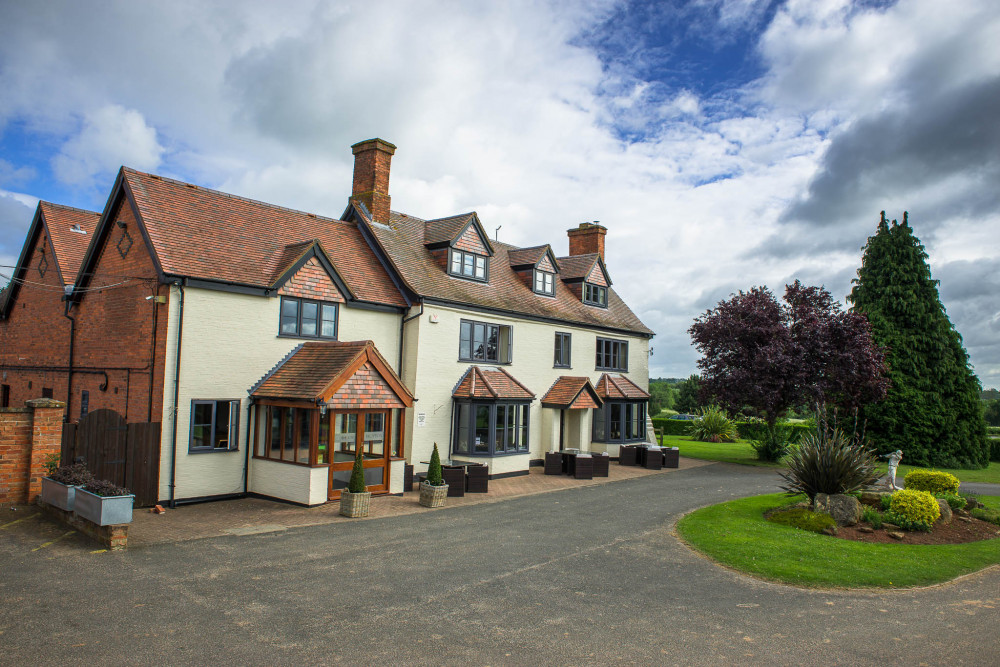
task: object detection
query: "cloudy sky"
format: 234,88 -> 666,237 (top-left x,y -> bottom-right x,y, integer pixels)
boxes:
1,0 -> 998,386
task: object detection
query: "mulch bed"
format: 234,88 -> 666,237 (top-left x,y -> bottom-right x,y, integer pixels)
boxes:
835,515 -> 1000,545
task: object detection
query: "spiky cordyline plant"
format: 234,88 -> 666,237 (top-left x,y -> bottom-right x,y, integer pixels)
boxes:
689,405 -> 737,443
779,428 -> 878,501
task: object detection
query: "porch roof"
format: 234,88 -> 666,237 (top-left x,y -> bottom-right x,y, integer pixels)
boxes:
250,340 -> 414,408
540,376 -> 602,409
594,373 -> 650,400
452,366 -> 535,401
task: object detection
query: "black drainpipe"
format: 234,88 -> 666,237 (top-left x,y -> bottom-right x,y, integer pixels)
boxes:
62,298 -> 76,420
243,399 -> 252,495
397,303 -> 423,458
169,281 -> 185,508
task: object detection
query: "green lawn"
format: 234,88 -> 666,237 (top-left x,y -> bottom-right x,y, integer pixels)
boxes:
656,433 -> 1000,485
676,493 -> 1000,588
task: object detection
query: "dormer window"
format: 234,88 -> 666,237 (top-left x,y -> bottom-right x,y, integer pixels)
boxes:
449,248 -> 487,282
533,270 -> 555,296
584,282 -> 607,307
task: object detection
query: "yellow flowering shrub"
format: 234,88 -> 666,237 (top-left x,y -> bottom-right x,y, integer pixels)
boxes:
903,470 -> 960,495
889,489 -> 941,527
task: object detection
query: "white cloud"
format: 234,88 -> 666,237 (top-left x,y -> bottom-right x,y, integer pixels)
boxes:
52,105 -> 164,186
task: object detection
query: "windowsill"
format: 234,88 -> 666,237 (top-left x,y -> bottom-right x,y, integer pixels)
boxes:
447,272 -> 489,283
553,364 -> 572,369
458,358 -> 512,365
533,291 -> 556,298
583,302 -> 609,309
450,451 -> 530,458
189,448 -> 240,455
596,368 -> 628,373
276,333 -> 338,341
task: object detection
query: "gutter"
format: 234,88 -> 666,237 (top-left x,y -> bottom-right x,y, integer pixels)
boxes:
169,281 -> 185,508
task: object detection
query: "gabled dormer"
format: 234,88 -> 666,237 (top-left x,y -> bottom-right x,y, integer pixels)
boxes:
268,241 -> 353,339
508,244 -> 560,297
423,212 -> 494,283
556,253 -> 612,308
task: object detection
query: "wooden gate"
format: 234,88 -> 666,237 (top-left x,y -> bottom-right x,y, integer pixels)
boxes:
61,409 -> 161,507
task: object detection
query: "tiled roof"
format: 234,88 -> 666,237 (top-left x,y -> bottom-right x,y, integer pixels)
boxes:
594,373 -> 650,400
40,202 -> 100,285
540,376 -> 602,409
556,254 -> 599,281
452,366 -> 536,400
250,340 -> 413,405
507,244 -> 549,268
121,169 -> 407,307
423,212 -> 491,251
370,213 -> 653,336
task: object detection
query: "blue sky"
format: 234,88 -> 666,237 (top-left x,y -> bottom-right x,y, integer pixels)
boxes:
1,0 -> 998,386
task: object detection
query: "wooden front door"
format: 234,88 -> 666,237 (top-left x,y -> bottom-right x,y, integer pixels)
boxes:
328,411 -> 390,500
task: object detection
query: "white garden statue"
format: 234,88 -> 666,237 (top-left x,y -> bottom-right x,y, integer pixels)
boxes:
880,450 -> 903,490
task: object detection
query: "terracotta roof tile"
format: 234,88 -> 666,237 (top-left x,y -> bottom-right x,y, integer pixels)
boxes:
452,366 -> 536,400
424,213 -> 477,246
507,245 -> 549,268
39,202 -> 100,285
122,169 -> 407,308
372,213 -> 652,336
540,376 -> 602,409
594,373 -> 650,400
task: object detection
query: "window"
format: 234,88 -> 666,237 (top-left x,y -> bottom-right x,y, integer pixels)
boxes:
1,384 -> 9,408
592,401 -> 646,443
452,401 -> 530,456
279,297 -> 337,339
584,282 -> 607,307
459,319 -> 512,363
554,332 -> 571,368
190,400 -> 240,452
41,387 -> 53,399
596,337 -> 628,371
449,248 -> 488,281
533,269 -> 555,296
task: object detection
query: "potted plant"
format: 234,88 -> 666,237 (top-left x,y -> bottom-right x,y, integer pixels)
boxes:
40,462 -> 94,512
418,443 -> 449,508
339,448 -> 371,518
74,479 -> 135,526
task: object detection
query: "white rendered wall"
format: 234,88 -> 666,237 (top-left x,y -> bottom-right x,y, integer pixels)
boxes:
158,285 -> 401,502
402,302 -> 650,474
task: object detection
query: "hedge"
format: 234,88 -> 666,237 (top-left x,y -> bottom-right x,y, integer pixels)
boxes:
650,417 -> 813,442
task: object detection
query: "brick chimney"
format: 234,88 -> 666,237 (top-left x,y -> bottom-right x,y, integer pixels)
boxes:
351,138 -> 396,224
567,222 -> 607,260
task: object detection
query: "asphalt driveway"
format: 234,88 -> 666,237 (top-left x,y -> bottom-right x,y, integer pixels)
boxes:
1,462 -> 998,666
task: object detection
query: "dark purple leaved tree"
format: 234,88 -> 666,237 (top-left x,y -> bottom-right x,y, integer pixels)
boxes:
689,281 -> 888,432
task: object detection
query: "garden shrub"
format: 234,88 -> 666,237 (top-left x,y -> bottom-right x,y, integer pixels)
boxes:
889,489 -> 940,528
766,507 -> 837,534
737,420 -> 811,444
750,423 -> 795,462
650,417 -> 695,437
970,507 -> 1000,527
83,479 -> 131,497
861,505 -> 883,529
904,470 -> 960,495
779,428 -> 878,500
690,406 -> 737,443
936,493 -> 966,511
880,494 -> 894,511
347,448 -> 366,493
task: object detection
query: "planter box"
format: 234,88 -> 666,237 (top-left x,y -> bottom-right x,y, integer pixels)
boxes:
418,481 -> 448,508
74,488 -> 135,526
40,477 -> 79,512
339,490 -> 371,518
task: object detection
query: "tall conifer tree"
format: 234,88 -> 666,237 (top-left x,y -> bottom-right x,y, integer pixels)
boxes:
848,212 -> 988,468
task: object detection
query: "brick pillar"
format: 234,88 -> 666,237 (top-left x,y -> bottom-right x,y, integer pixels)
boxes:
26,398 -> 65,503
351,138 -> 396,225
567,222 -> 607,261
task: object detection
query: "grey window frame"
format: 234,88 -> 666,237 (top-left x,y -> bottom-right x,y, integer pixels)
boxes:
592,400 -> 647,444
596,337 -> 628,371
583,282 -> 608,308
451,399 -> 531,456
279,296 -> 338,339
189,399 -> 240,453
459,319 -> 513,364
533,269 -> 555,296
448,248 -> 488,282
554,332 -> 572,368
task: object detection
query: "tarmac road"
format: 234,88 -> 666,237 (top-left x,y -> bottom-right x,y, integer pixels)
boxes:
2,462 -> 998,666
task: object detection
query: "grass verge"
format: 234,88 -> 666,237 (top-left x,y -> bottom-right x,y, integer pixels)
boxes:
655,434 -> 1000,484
676,493 -> 1000,588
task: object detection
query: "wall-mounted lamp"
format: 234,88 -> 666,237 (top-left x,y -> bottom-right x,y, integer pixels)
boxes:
319,404 -> 327,417
145,295 -> 167,304
429,314 -> 440,323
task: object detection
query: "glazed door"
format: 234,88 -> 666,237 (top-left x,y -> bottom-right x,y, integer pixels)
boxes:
328,411 -> 390,499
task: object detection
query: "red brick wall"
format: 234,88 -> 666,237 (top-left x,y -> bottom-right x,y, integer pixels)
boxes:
0,399 -> 64,505
326,363 -> 405,409
0,226 -> 73,409
67,197 -> 169,423
278,257 -> 345,302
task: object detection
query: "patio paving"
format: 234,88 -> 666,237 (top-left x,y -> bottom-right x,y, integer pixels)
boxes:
127,456 -> 712,547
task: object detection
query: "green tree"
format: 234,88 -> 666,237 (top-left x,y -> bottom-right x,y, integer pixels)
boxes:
648,381 -> 676,415
848,212 -> 989,468
674,374 -> 702,414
